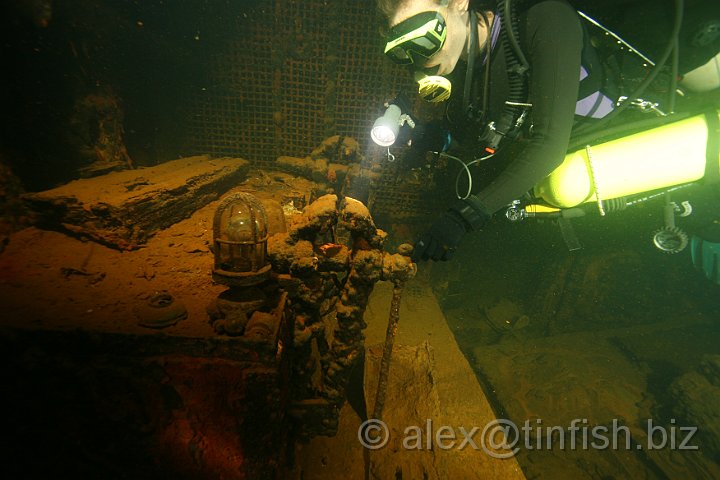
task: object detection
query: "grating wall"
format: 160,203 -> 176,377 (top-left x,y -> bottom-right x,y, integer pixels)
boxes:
188,0 -> 427,220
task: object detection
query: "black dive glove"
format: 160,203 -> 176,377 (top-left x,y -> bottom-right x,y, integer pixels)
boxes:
412,195 -> 491,262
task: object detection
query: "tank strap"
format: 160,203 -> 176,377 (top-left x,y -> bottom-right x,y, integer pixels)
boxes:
705,111 -> 720,184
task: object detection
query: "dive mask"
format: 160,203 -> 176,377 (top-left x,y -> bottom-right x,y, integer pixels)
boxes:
384,11 -> 447,65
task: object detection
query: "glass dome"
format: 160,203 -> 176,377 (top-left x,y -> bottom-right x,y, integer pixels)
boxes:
212,192 -> 270,284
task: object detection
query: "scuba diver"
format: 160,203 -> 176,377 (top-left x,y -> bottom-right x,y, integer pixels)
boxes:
375,0 -> 720,263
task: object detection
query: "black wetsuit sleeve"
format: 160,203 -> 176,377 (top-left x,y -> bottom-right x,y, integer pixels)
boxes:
475,0 -> 583,213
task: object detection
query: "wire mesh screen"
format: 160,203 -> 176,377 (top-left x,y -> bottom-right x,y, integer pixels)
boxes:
189,4 -> 277,162
188,0 -> 425,219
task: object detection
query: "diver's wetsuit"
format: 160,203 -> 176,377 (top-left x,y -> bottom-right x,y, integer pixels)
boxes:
451,0 -> 585,214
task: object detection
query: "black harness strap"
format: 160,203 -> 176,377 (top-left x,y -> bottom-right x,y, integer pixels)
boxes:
705,111 -> 720,184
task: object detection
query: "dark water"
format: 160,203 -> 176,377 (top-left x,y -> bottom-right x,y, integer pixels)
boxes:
1,0 -> 254,189
431,193 -> 720,478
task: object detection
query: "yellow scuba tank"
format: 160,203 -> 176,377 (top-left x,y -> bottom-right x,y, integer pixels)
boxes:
533,110 -> 720,208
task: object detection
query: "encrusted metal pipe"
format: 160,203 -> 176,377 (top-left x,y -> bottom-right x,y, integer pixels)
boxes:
371,280 -> 404,422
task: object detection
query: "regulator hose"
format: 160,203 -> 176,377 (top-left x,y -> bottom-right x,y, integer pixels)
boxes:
571,0 -> 685,138
490,0 -> 529,145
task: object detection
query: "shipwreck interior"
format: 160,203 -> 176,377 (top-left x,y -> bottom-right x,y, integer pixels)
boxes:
1,0 -> 720,479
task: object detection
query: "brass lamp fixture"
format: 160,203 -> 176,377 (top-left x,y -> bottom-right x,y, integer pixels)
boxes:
212,192 -> 272,287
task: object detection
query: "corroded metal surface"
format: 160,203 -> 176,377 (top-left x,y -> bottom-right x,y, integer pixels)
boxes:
267,193 -> 415,437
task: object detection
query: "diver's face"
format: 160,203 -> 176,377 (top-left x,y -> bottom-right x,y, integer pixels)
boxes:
391,0 -> 469,76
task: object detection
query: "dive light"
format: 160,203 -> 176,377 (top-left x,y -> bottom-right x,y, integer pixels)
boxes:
370,102 -> 416,147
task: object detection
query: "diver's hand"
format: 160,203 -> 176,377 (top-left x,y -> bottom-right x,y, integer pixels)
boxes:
412,211 -> 468,262
412,195 -> 492,262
